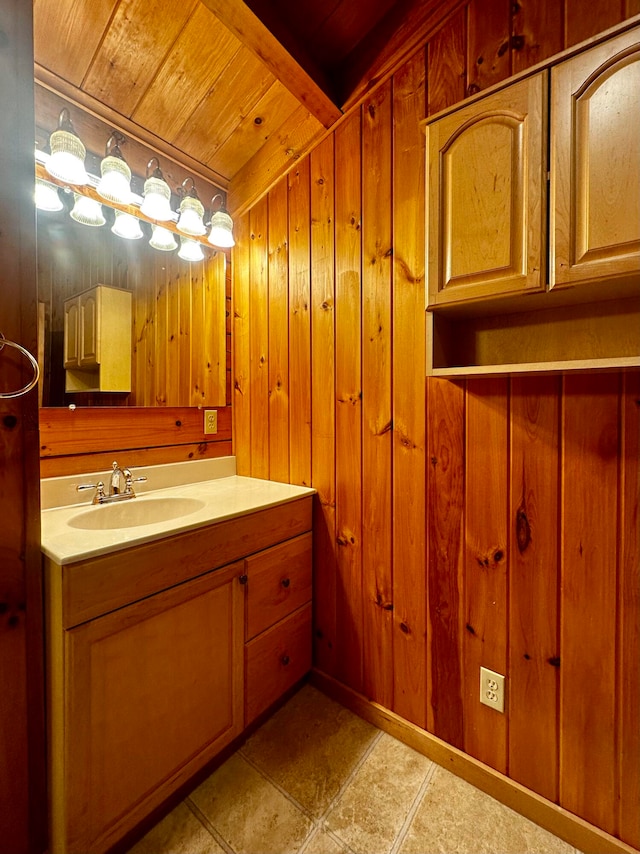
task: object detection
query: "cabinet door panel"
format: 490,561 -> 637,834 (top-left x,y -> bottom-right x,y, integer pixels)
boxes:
62,562 -> 244,854
427,72 -> 547,306
551,27 -> 640,287
63,300 -> 79,367
79,290 -> 99,366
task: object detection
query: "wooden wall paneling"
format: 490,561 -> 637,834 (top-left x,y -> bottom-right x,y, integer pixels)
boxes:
559,373 -> 619,836
463,378 -> 509,772
310,136 -> 338,675
361,81 -> 394,709
178,260 -> 192,407
426,4 -> 467,116
511,0 -> 563,74
232,213 -> 252,475
267,180 -> 290,483
391,51 -> 427,729
426,378 -> 465,745
334,109 -> 364,693
627,0 -> 640,16
189,259 -> 204,408
202,251 -> 227,407
564,0 -> 625,48
248,196 -> 270,479
0,0 -> 44,848
40,440 -> 234,478
618,370 -> 640,849
338,0 -> 467,111
166,263 -> 181,406
467,0 -> 512,95
287,160 -> 312,488
136,260 -> 156,407
226,262 -> 232,406
39,406 -> 232,457
155,261 -> 169,404
508,376 -> 560,803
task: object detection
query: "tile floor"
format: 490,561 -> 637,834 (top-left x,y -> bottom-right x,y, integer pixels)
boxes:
129,685 -> 582,854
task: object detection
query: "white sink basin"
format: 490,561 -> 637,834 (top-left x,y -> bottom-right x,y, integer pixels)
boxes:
68,496 -> 206,530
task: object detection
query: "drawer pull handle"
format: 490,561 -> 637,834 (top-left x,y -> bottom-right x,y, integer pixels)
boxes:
238,574 -> 248,585
281,578 -> 290,588
281,655 -> 290,666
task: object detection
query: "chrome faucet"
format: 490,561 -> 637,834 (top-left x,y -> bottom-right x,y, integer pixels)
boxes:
77,461 -> 148,505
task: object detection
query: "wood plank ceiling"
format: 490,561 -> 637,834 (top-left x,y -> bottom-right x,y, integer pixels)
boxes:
32,0 -> 457,215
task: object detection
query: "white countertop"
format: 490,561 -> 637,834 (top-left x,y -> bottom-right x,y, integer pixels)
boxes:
41,458 -> 315,565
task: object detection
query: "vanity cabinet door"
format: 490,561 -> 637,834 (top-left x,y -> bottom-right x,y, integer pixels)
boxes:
58,561 -> 244,854
426,72 -> 547,307
550,26 -> 640,289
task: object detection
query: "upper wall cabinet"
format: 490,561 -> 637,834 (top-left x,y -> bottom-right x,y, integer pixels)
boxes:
426,73 -> 547,308
63,284 -> 132,393
550,27 -> 640,289
423,22 -> 640,376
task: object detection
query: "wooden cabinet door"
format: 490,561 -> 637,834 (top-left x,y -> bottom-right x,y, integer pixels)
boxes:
63,298 -> 79,367
57,562 -> 244,854
79,288 -> 99,366
426,72 -> 547,307
550,26 -> 640,289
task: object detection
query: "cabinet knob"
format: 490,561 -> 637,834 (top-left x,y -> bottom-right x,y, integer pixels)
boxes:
281,655 -> 290,666
281,578 -> 290,588
238,574 -> 248,585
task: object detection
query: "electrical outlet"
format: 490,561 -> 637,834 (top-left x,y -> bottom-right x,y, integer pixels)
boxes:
480,666 -> 505,713
204,410 -> 218,435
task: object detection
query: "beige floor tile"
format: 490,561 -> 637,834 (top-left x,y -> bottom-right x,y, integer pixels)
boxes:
303,828 -> 348,854
127,801 -> 225,854
399,766 -> 576,854
241,685 -> 379,817
189,753 -> 313,854
324,732 -> 433,854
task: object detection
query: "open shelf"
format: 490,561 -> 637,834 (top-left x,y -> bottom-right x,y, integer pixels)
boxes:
427,295 -> 640,376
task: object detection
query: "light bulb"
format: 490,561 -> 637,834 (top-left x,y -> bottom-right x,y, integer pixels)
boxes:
70,194 -> 105,227
97,156 -> 133,204
149,225 -> 178,252
111,210 -> 143,240
208,209 -> 235,248
35,178 -> 63,212
178,236 -> 204,262
177,195 -> 206,236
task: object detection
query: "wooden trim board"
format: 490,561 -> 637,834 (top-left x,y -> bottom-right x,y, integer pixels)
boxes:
310,669 -> 640,854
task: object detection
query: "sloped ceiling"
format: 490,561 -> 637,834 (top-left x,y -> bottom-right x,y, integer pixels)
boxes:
33,0 -> 460,214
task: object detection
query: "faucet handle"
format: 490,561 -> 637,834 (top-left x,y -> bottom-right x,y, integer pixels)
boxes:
76,481 -> 106,504
123,469 -> 147,495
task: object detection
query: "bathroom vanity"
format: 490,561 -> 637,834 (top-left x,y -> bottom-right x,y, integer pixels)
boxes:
41,459 -> 314,854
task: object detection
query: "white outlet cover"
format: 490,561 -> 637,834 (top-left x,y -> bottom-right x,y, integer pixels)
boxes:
480,666 -> 505,713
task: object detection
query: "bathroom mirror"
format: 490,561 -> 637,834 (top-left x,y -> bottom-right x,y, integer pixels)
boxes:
36,197 -> 229,409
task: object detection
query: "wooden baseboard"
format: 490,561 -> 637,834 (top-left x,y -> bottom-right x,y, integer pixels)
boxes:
310,669 -> 639,854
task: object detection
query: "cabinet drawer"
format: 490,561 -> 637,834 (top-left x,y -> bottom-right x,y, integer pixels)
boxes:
245,603 -> 312,725
245,533 -> 312,640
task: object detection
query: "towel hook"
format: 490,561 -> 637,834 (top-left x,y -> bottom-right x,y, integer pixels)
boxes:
0,333 -> 40,399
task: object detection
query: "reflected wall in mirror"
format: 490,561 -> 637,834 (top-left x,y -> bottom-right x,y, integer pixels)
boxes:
37,203 -> 230,408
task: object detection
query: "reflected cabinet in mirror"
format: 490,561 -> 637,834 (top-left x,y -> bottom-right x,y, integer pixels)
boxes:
36,205 -> 229,408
